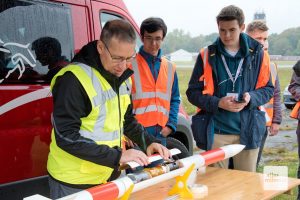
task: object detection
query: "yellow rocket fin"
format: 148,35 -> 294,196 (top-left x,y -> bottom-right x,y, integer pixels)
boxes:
168,163 -> 195,199
119,183 -> 134,200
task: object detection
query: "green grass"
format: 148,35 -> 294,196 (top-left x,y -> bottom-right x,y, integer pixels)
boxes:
275,60 -> 297,66
257,148 -> 299,200
176,61 -> 295,115
278,67 -> 294,93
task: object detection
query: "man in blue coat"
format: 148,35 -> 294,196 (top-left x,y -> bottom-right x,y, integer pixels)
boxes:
186,5 -> 274,172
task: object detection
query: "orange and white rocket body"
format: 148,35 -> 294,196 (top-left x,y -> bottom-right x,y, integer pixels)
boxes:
25,144 -> 245,200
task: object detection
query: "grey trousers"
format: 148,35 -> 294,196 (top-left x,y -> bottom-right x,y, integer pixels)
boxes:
48,176 -> 82,199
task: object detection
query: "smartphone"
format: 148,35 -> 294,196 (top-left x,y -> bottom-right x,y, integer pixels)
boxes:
234,99 -> 246,103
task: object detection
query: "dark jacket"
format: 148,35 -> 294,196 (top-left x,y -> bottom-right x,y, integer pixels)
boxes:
186,33 -> 274,149
50,41 -> 158,188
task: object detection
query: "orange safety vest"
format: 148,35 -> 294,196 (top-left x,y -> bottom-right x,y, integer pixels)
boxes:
263,62 -> 278,126
198,47 -> 271,113
130,54 -> 176,127
290,102 -> 300,119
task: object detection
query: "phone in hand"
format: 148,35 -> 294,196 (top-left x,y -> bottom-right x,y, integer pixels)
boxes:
234,95 -> 246,103
234,98 -> 246,103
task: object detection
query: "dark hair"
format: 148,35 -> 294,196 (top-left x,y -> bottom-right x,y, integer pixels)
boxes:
293,60 -> 300,77
140,17 -> 167,38
32,37 -> 61,57
246,20 -> 269,33
100,19 -> 136,46
216,5 -> 245,26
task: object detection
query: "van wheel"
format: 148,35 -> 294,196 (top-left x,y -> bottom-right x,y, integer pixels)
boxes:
166,137 -> 191,160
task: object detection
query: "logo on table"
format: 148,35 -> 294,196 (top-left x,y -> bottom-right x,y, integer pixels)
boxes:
263,166 -> 288,190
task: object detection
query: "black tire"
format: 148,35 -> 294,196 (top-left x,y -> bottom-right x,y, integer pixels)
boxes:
166,137 -> 191,160
285,104 -> 295,110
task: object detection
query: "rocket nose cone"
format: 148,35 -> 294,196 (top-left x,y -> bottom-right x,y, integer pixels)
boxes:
220,144 -> 245,159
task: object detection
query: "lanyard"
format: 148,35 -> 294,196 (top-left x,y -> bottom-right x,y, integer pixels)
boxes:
221,54 -> 244,92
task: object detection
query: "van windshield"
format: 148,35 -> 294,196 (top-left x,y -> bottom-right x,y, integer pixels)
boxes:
0,0 -> 73,83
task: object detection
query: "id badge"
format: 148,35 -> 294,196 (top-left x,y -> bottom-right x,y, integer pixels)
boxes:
227,92 -> 238,101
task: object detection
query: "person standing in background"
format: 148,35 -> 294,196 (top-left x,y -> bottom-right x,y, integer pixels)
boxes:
186,5 -> 274,172
246,20 -> 282,168
130,17 -> 180,147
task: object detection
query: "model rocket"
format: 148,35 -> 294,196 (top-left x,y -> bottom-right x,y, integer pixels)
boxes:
25,144 -> 245,200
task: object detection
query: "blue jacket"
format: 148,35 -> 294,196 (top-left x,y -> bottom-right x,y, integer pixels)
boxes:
186,33 -> 274,149
139,46 -> 180,133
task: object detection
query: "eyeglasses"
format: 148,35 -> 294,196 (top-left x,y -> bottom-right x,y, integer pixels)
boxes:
143,36 -> 163,44
102,41 -> 136,63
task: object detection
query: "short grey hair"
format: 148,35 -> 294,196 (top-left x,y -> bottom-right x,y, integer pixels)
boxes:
100,19 -> 136,46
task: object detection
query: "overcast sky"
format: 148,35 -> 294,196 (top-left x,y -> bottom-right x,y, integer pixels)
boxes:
124,0 -> 300,37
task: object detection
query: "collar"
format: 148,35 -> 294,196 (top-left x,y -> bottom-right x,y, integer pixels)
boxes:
139,45 -> 162,63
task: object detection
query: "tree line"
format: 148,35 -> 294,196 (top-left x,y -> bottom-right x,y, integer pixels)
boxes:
161,27 -> 300,56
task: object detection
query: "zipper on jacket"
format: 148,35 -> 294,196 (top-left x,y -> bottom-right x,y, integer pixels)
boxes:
115,78 -> 122,148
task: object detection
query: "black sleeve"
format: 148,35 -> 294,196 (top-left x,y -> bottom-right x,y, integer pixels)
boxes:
52,72 -> 122,170
123,102 -> 159,152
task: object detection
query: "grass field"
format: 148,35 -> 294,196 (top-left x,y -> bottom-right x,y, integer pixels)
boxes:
176,61 -> 296,115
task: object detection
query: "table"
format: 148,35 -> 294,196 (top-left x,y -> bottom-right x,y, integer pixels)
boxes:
130,167 -> 300,200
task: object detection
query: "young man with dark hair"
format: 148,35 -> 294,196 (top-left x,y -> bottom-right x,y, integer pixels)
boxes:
47,19 -> 170,198
130,17 -> 180,147
246,20 -> 282,168
186,5 -> 274,172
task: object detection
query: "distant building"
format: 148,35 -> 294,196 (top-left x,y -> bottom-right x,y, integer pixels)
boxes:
254,11 -> 266,22
168,49 -> 193,62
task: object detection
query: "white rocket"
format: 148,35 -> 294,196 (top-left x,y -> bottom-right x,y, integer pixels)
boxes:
24,144 -> 245,200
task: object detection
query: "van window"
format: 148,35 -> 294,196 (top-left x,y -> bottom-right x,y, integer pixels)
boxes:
100,12 -> 142,52
0,0 -> 73,83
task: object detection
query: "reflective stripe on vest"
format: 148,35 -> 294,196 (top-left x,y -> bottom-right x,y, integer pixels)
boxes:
131,54 -> 175,127
48,63 -> 131,185
75,63 -> 131,141
262,62 -> 277,126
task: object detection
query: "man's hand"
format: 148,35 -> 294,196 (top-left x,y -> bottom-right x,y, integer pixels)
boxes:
218,95 -> 248,112
146,143 -> 171,160
120,149 -> 149,166
160,126 -> 172,137
269,123 -> 280,136
124,136 -> 135,148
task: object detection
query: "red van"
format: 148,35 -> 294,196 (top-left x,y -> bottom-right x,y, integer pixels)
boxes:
0,0 -> 193,199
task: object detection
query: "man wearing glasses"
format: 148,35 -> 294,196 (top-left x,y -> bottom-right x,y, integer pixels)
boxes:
130,17 -> 180,147
47,19 -> 170,199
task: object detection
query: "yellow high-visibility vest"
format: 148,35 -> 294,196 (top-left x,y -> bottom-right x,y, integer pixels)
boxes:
47,63 -> 131,185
